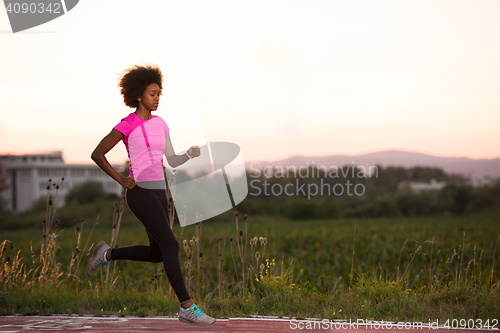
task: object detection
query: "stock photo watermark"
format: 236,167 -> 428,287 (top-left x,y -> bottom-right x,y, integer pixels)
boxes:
3,0 -> 79,33
248,161 -> 379,200
289,318 -> 499,330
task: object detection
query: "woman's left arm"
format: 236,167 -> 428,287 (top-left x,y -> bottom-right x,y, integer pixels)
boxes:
164,134 -> 200,168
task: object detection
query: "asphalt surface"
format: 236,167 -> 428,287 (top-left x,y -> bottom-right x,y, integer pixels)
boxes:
0,316 -> 494,333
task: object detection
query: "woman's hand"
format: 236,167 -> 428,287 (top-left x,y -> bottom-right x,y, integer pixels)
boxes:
120,176 -> 136,189
186,145 -> 201,159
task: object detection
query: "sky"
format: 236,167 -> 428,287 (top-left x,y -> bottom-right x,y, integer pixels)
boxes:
1,0 -> 499,165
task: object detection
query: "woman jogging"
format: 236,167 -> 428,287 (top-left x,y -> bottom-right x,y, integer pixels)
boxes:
87,64 -> 215,326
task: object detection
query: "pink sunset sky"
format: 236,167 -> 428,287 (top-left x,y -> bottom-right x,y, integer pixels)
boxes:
1,0 -> 499,164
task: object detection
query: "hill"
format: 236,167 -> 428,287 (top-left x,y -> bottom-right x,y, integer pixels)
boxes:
245,150 -> 500,179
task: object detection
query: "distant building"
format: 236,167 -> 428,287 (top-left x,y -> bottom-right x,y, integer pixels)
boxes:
467,177 -> 495,188
398,178 -> 447,194
398,176 -> 496,194
0,159 -> 8,191
0,151 -> 124,213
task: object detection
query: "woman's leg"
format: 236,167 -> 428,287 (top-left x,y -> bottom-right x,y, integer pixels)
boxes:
112,186 -> 190,303
110,229 -> 163,263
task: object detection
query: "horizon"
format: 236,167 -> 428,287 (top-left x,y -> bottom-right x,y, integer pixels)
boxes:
1,148 -> 499,166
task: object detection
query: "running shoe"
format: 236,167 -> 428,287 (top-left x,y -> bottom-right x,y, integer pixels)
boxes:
86,240 -> 111,276
178,304 -> 216,326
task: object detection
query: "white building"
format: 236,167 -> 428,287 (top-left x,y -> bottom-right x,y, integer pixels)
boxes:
398,177 -> 496,194
468,177 -> 495,188
398,178 -> 447,194
0,151 -> 124,213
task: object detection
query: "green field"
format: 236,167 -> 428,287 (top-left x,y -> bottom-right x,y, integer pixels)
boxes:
1,213 -> 499,321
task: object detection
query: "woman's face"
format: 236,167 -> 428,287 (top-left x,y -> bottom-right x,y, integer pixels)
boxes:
138,83 -> 161,111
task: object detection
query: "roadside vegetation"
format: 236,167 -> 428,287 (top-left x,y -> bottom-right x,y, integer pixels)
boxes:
0,176 -> 499,322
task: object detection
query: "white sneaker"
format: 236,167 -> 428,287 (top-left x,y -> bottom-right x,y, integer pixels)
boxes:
86,240 -> 111,276
178,304 -> 216,326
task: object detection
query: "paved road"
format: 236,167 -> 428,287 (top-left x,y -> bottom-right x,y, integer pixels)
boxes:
0,316 -> 492,333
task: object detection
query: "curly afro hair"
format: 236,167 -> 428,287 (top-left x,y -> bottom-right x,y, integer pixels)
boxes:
118,64 -> 163,108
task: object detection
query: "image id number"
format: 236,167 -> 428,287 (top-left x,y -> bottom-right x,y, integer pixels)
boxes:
6,2 -> 61,14
444,319 -> 498,330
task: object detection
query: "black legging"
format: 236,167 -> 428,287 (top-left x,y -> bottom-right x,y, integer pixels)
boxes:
109,186 -> 191,303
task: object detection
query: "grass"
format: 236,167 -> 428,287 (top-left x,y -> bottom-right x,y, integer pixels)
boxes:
0,276 -> 498,322
0,187 -> 499,322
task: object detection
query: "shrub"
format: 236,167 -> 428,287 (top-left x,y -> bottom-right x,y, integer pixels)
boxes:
286,198 -> 318,220
65,180 -> 111,205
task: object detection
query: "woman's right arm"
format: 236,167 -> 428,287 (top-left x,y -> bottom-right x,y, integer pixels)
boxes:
91,129 -> 136,190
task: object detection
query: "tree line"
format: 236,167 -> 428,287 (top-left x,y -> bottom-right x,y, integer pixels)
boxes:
1,165 -> 499,230
236,165 -> 500,219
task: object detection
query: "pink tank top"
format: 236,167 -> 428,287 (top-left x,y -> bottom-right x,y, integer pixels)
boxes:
113,112 -> 169,183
